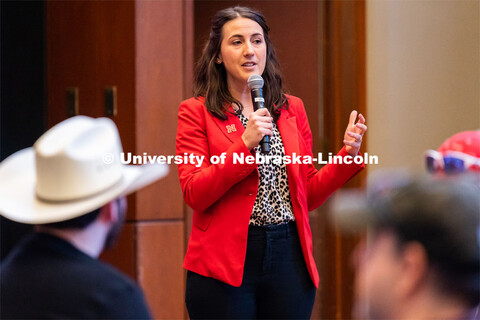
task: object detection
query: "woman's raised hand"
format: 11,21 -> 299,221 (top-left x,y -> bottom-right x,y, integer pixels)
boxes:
343,110 -> 367,157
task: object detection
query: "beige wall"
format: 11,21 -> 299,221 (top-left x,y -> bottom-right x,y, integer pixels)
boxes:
367,0 -> 479,172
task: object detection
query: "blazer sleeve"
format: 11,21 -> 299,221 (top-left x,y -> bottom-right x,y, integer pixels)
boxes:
176,99 -> 258,212
293,97 -> 364,211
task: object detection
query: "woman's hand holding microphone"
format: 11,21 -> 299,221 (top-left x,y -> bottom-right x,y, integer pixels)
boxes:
241,108 -> 273,150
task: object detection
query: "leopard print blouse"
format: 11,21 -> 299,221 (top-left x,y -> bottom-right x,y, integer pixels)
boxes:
238,113 -> 295,226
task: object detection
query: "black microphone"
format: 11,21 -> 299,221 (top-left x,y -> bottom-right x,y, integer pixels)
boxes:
247,74 -> 270,154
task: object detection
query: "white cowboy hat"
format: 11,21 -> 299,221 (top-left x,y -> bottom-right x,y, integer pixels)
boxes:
0,116 -> 168,224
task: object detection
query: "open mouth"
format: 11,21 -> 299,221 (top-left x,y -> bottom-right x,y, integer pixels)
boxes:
242,62 -> 257,67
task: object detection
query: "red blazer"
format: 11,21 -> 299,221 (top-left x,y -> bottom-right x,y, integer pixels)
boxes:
176,95 -> 363,288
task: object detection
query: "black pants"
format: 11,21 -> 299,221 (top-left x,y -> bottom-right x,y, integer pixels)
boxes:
185,222 -> 316,319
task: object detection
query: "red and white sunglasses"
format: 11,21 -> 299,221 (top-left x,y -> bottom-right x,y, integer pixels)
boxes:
425,150 -> 480,174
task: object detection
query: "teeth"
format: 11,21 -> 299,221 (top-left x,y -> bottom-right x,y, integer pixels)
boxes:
244,63 -> 254,66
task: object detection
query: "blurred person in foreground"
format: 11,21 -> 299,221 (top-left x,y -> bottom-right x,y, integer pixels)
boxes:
333,173 -> 479,320
424,129 -> 480,319
0,116 -> 168,319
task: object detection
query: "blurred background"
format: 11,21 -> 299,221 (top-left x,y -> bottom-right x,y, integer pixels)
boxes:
1,0 -> 478,319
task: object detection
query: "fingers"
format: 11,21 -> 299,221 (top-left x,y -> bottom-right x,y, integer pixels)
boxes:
254,108 -> 271,117
346,110 -> 366,135
249,120 -> 271,130
346,111 -> 367,134
355,123 -> 367,132
357,113 -> 366,124
249,109 -> 273,136
343,138 -> 361,149
256,123 -> 273,137
354,113 -> 367,134
344,110 -> 367,157
347,131 -> 362,142
344,132 -> 362,148
242,109 -> 274,149
348,110 -> 358,127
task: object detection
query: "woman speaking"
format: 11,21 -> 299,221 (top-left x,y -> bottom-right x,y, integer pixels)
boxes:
176,6 -> 367,319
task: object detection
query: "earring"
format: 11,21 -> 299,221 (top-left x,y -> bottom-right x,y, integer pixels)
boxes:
216,58 -> 222,64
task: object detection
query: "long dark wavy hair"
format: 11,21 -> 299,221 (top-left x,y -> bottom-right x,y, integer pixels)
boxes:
193,6 -> 288,121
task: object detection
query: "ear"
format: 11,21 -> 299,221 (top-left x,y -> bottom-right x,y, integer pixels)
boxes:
351,237 -> 367,270
98,201 -> 118,224
216,55 -> 222,64
397,242 -> 429,298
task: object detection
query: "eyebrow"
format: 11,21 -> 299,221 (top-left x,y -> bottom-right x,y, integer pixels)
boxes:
228,33 -> 264,40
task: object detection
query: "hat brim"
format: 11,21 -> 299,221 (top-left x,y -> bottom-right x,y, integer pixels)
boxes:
0,148 -> 168,224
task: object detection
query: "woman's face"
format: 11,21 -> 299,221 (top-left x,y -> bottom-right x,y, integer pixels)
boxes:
218,17 -> 267,91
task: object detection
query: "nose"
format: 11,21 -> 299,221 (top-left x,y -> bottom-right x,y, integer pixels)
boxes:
243,42 -> 254,56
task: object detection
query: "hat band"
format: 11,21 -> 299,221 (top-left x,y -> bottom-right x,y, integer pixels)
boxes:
35,174 -> 123,204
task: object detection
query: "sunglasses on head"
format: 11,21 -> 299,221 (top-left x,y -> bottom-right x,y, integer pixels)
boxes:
425,150 -> 480,174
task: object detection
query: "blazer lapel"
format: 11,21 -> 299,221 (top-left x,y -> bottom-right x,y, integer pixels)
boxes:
211,106 -> 245,144
277,111 -> 300,166
277,110 -> 303,219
